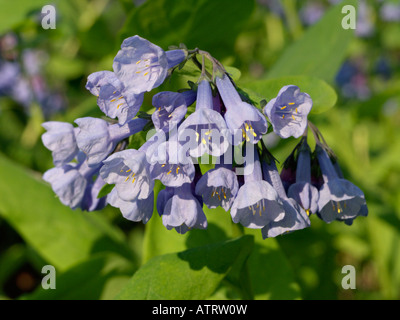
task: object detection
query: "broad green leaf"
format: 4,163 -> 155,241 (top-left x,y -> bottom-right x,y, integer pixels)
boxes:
245,229 -> 302,300
116,235 -> 254,300
266,0 -> 357,83
0,153 -> 134,271
241,75 -> 337,114
142,181 -> 234,264
119,0 -> 255,57
23,253 -> 134,300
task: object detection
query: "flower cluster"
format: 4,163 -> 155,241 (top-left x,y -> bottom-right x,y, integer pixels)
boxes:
42,35 -> 368,239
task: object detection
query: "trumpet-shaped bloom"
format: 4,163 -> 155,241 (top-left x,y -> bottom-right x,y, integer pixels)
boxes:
178,80 -> 230,157
161,183 -> 207,234
316,145 -> 367,223
75,117 -> 148,167
195,164 -> 239,211
261,154 -> 311,238
42,121 -> 79,167
43,159 -> 102,210
151,90 -> 195,132
100,149 -> 153,201
86,70 -> 144,125
287,141 -> 319,215
264,85 -> 312,139
230,147 -> 285,228
107,188 -> 153,224
113,35 -> 186,95
149,140 -> 195,187
216,74 -> 268,145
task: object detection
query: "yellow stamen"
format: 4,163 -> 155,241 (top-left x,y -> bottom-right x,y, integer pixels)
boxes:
195,132 -> 199,142
282,115 -> 285,119
110,98 -> 116,102
136,60 -> 141,64
161,164 -> 166,167
125,176 -> 130,182
280,106 -> 287,110
291,115 -> 296,120
202,138 -> 207,145
205,130 -> 211,135
126,169 -> 131,173
295,108 -> 298,113
167,170 -> 172,175
176,167 -> 180,174
143,72 -> 149,76
131,177 -> 136,183
288,102 -> 295,105
306,209 -> 310,216
117,103 -> 123,109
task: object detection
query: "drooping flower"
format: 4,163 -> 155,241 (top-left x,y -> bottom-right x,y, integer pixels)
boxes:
42,121 -> 79,167
156,187 -> 175,216
149,139 -> 195,187
74,117 -> 148,167
112,35 -> 187,95
100,149 -> 153,202
151,90 -> 196,132
287,140 -> 319,215
260,149 -> 311,238
86,71 -> 144,125
160,183 -> 207,234
195,159 -> 239,212
107,188 -> 153,224
215,74 -> 268,145
178,80 -> 230,157
264,85 -> 312,139
315,144 -> 367,224
230,146 -> 285,229
43,159 -> 104,210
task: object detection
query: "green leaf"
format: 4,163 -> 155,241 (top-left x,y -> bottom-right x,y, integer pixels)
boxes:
245,229 -> 302,300
266,0 -> 357,83
115,235 -> 254,300
240,75 -> 337,114
23,253 -> 134,300
0,153 -> 134,272
119,0 -> 255,57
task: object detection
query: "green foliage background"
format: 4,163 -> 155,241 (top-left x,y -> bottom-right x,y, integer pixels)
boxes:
0,0 -> 399,300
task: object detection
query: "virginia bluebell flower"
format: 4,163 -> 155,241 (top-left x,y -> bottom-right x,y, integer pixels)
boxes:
149,139 -> 195,187
287,140 -> 319,215
75,117 -> 148,167
216,74 -> 268,145
264,85 -> 312,139
230,146 -> 285,229
315,145 -> 367,224
178,80 -> 230,157
100,149 -> 154,202
86,70 -> 144,125
112,35 -> 187,95
156,187 -> 175,216
261,150 -> 311,238
195,161 -> 239,212
107,188 -> 154,224
43,159 -> 103,210
161,183 -> 207,234
42,121 -> 79,167
151,90 -> 196,132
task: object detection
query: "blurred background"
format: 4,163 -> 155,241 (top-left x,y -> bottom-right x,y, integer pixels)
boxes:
0,0 -> 399,300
